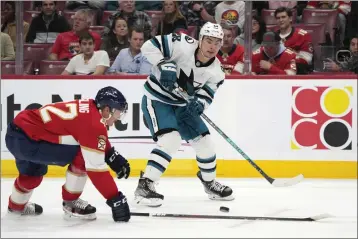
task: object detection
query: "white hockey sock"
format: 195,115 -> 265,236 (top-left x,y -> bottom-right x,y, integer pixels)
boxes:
197,155 -> 217,181
143,148 -> 172,181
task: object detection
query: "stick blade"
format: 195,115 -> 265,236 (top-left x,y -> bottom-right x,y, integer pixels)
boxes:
309,213 -> 334,221
272,174 -> 304,187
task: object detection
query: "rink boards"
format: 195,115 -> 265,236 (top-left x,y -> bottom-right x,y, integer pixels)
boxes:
1,75 -> 357,178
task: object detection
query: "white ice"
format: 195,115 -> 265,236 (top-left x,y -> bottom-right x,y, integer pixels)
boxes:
1,177 -> 357,238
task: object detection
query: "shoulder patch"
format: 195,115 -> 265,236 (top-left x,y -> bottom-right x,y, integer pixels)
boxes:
97,135 -> 106,151
185,35 -> 195,44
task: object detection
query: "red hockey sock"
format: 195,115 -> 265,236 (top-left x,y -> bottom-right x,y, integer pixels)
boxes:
8,175 -> 43,211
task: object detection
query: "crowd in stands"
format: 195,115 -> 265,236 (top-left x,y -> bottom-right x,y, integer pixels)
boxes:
1,0 -> 358,75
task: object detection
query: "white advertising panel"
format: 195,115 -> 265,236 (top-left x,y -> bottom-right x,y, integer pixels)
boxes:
1,78 -> 357,161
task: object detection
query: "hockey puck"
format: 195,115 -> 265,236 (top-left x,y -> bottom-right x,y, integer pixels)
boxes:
220,206 -> 230,212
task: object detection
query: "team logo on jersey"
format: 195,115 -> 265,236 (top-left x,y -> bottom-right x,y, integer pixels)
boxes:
291,86 -> 353,150
177,69 -> 202,96
97,135 -> 107,150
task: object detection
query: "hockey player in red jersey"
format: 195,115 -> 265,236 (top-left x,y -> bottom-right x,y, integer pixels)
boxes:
248,31 -> 297,75
274,7 -> 313,74
5,86 -> 131,222
216,26 -> 244,75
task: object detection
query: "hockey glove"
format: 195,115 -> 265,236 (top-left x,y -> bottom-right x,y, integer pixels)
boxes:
158,62 -> 177,92
186,97 -> 205,117
105,147 -> 130,179
106,192 -> 130,222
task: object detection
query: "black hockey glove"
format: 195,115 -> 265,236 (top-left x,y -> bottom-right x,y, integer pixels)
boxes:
105,147 -> 130,179
106,192 -> 131,222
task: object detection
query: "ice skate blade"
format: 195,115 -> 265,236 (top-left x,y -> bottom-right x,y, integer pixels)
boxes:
7,209 -> 42,217
208,194 -> 235,201
134,196 -> 163,207
63,209 -> 97,221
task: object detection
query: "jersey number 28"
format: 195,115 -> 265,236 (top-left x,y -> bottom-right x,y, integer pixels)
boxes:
39,103 -> 78,123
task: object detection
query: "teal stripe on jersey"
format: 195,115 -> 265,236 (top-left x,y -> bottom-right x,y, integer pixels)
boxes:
202,84 -> 215,99
150,38 -> 161,50
162,35 -> 170,58
144,82 -> 185,105
149,75 -> 182,101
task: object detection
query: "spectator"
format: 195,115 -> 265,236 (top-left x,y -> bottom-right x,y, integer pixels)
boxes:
249,31 -> 297,75
62,32 -> 110,75
1,32 -> 15,60
49,9 -> 101,60
100,16 -> 129,60
65,0 -> 105,10
306,1 -> 351,46
235,15 -> 267,52
104,0 -> 152,40
324,36 -> 358,73
269,1 -> 297,10
157,0 -> 187,35
65,1 -> 105,25
179,1 -> 217,27
217,25 -> 244,75
26,1 -> 71,43
1,1 -> 29,49
108,27 -> 152,74
345,1 -> 358,46
275,7 -> 313,74
215,1 -> 245,33
136,1 -> 162,11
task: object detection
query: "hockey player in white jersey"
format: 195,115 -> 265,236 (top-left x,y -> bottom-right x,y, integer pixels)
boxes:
135,22 -> 234,207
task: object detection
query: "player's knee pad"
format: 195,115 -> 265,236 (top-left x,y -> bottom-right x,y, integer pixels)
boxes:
157,130 -> 182,155
190,135 -> 216,159
143,131 -> 182,181
17,174 -> 43,190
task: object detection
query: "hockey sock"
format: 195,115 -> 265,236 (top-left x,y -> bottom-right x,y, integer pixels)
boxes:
9,175 -> 43,211
143,147 -> 172,182
62,165 -> 87,201
196,155 -> 217,181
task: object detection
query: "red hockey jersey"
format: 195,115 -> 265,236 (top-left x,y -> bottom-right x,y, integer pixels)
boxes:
13,99 -> 118,200
307,1 -> 351,15
217,44 -> 244,74
251,47 -> 297,75
278,27 -> 313,66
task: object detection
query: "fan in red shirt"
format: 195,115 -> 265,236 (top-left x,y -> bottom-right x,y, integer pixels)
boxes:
216,26 -> 244,75
5,86 -> 131,222
49,9 -> 101,60
274,7 -> 313,74
306,1 -> 351,16
249,31 -> 297,75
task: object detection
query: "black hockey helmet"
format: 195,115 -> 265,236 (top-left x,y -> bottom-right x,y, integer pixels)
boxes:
95,86 -> 128,113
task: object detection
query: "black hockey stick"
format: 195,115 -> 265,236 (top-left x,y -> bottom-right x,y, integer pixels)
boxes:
174,88 -> 304,187
131,212 -> 331,222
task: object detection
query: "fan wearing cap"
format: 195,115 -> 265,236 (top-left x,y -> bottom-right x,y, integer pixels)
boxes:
5,86 -> 131,222
249,31 -> 297,75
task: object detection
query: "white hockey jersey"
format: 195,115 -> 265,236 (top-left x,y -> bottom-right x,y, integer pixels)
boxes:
141,33 -> 225,109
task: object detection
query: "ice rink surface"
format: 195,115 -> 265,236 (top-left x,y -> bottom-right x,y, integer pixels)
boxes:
1,177 -> 357,238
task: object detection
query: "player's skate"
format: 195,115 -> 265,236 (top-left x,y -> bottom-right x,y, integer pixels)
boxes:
134,177 -> 164,207
197,171 -> 234,201
62,198 -> 97,220
8,202 -> 43,216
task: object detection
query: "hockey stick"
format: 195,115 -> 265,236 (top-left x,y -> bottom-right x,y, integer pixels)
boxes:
174,88 -> 304,187
131,212 -> 332,222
